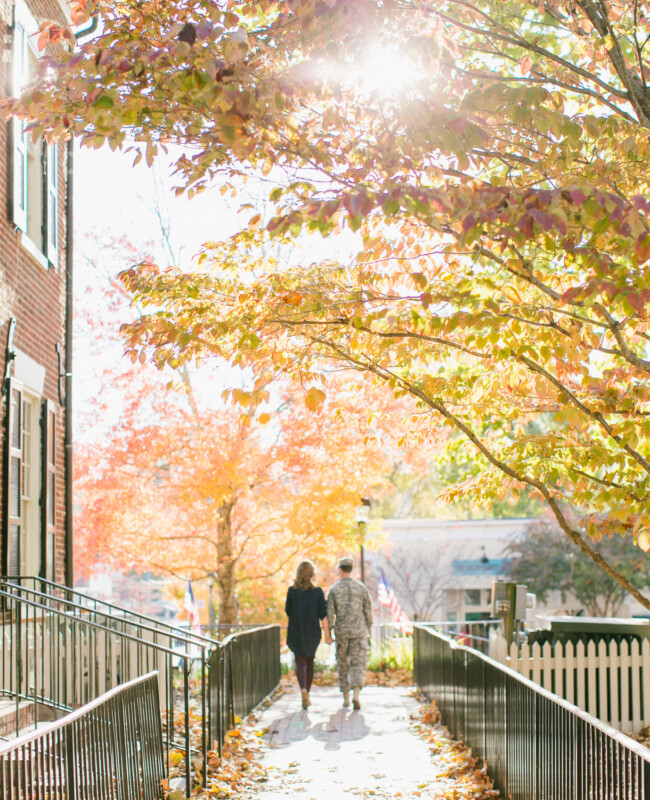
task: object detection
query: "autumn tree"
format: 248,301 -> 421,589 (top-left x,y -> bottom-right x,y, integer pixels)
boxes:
75,236 -> 424,623
77,384 -> 398,623
505,516 -> 650,617
13,0 -> 650,607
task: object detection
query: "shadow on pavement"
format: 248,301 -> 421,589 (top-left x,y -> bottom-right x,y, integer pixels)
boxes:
266,706 -> 371,751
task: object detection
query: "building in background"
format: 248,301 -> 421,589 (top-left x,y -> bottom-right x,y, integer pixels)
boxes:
0,0 -> 72,583
367,518 -> 647,623
365,518 -> 530,623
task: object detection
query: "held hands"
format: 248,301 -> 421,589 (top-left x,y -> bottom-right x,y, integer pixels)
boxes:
325,635 -> 334,645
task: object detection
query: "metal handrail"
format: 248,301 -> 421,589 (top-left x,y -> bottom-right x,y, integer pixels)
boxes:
1,579 -> 214,659
415,619 -> 502,653
0,586 -> 282,797
0,586 -> 204,797
0,672 -> 165,800
0,588 -> 185,656
3,576 -> 218,648
414,625 -> 650,799
0,671 -> 159,750
441,630 -> 650,755
210,625 -> 282,753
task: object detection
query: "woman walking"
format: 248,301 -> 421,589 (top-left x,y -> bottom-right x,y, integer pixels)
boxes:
285,560 -> 332,709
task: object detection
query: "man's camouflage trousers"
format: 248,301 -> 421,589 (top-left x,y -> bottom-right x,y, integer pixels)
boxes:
335,635 -> 369,692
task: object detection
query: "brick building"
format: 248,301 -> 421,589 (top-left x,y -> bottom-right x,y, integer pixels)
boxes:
0,0 -> 73,584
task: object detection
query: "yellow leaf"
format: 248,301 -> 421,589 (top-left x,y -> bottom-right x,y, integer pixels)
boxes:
305,387 -> 326,412
504,285 -> 522,304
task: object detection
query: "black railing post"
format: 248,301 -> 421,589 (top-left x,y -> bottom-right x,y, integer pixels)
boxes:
218,646 -> 225,756
115,681 -> 127,800
65,724 -> 77,800
481,652 -> 486,763
201,648 -> 208,787
228,638 -> 235,728
183,657 -> 191,799
535,691 -> 540,800
13,603 -> 19,736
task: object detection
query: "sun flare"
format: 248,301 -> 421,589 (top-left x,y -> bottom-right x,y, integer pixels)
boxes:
358,51 -> 421,95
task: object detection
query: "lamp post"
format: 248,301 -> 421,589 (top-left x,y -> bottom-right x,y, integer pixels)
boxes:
356,498 -> 371,583
207,572 -> 217,636
565,551 -> 576,612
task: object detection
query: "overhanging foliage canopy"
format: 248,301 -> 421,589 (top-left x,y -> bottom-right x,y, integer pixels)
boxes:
13,0 -> 650,606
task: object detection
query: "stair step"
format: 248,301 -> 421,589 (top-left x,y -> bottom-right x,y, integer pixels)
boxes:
0,700 -> 35,738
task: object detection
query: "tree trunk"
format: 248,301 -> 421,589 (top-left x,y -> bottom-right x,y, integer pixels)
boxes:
216,500 -> 238,626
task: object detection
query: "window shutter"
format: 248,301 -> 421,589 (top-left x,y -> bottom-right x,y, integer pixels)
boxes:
45,144 -> 59,265
11,17 -> 28,232
5,383 -> 23,577
40,400 -> 56,580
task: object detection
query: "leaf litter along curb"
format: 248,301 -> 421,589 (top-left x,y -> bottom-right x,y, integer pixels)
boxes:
628,723 -> 650,750
162,680 -> 292,800
410,694 -> 503,800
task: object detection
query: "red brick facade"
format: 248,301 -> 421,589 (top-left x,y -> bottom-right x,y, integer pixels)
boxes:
0,0 -> 70,582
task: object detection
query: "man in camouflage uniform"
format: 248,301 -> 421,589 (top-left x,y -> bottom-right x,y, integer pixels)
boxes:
327,556 -> 373,709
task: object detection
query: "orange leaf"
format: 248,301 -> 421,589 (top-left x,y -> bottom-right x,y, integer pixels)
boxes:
636,233 -> 650,265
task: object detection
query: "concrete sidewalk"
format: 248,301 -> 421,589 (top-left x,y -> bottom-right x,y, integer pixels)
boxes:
239,684 -> 465,800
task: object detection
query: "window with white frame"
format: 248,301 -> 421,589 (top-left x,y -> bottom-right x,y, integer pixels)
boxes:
7,386 -> 22,576
45,403 -> 56,580
5,379 -> 56,578
21,392 -> 40,575
11,1 -> 59,266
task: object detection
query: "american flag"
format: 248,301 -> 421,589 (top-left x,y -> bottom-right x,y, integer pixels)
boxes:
377,568 -> 412,634
183,581 -> 201,628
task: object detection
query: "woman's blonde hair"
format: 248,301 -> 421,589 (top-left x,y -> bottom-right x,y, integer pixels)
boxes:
293,560 -> 316,590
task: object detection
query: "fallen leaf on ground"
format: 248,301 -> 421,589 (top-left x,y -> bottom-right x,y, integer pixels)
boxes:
411,697 -> 503,800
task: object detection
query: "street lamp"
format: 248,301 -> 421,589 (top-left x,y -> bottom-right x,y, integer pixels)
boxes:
356,498 -> 371,583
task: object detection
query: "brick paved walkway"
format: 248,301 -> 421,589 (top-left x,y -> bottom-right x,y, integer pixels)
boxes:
239,684 -> 458,799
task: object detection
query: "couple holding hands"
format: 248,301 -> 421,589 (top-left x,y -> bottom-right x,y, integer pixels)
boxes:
285,556 -> 372,710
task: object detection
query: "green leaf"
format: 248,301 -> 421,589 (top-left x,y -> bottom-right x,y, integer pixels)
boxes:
93,95 -> 114,109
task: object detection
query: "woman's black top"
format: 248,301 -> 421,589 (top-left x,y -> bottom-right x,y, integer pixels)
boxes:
285,585 -> 327,658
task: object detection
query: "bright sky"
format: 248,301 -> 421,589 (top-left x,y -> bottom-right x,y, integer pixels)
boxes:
73,143 -> 242,437
74,142 -> 242,265
72,142 -> 360,439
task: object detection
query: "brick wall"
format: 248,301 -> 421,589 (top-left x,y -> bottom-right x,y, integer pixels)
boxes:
0,0 -> 70,583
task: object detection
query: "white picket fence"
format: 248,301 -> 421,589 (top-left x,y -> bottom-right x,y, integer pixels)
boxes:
489,632 -> 650,733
